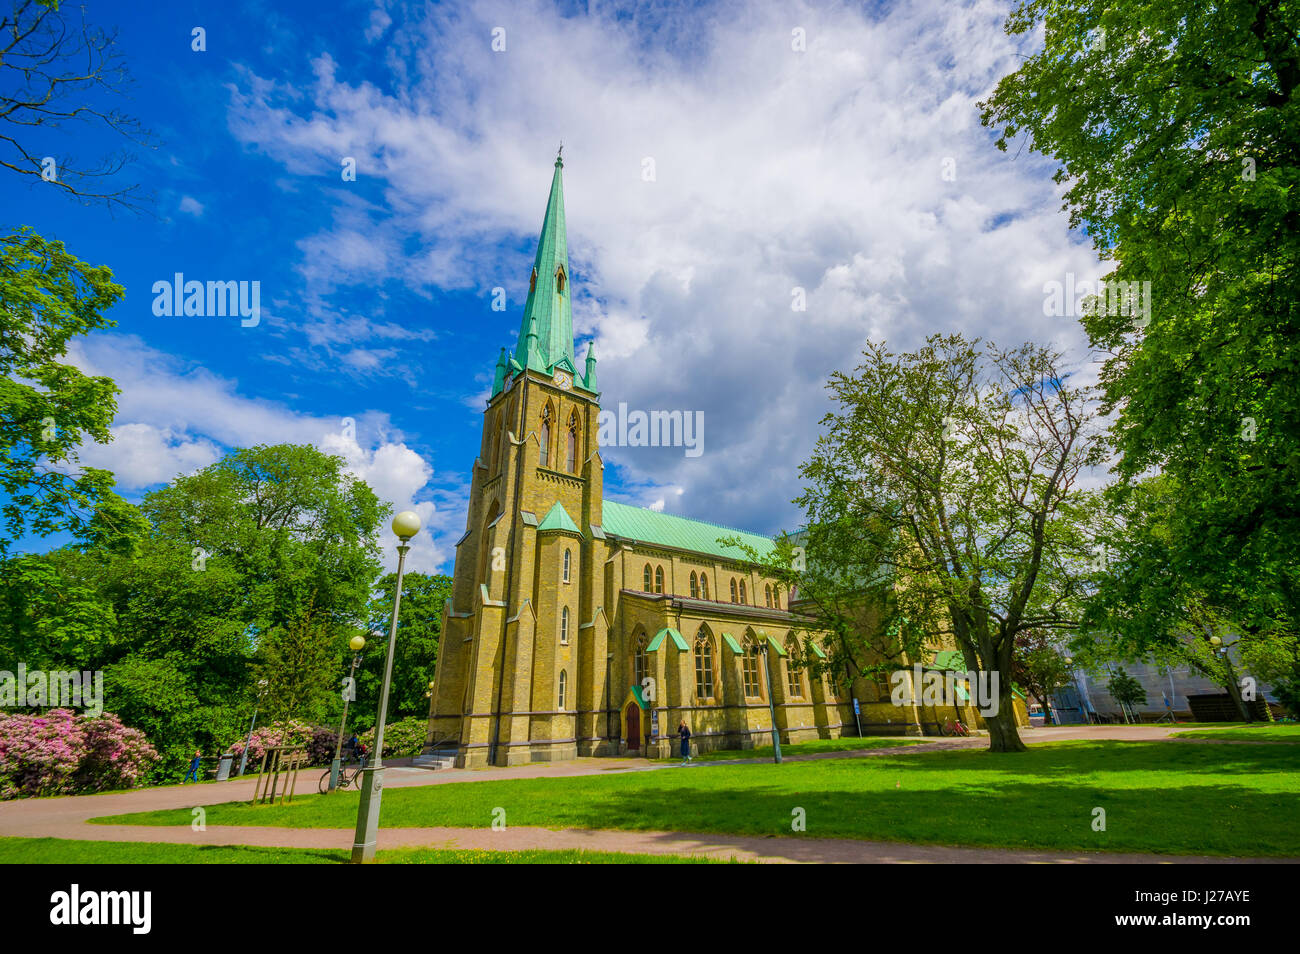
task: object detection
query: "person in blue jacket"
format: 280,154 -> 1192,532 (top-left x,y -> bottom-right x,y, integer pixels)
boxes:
184,749 -> 202,783
678,719 -> 692,764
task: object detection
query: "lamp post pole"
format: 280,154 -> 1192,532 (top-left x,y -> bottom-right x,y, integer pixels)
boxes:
237,679 -> 268,777
351,511 -> 420,863
760,643 -> 783,764
329,635 -> 367,792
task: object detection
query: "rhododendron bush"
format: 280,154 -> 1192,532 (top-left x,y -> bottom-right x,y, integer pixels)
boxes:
226,720 -> 336,767
0,709 -> 158,799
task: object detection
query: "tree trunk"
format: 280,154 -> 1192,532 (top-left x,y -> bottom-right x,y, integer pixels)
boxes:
983,684 -> 1027,752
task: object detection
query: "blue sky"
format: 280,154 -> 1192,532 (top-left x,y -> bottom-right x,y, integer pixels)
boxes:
8,0 -> 1107,573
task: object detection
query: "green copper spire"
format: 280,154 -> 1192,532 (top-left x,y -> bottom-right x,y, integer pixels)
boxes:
515,151 -> 576,375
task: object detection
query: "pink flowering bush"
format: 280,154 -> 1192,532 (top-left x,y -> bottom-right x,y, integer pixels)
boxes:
0,709 -> 158,800
226,720 -> 336,767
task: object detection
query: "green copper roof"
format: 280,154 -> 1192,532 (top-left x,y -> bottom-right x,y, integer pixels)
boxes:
515,154 -> 574,375
722,633 -> 743,654
537,501 -> 581,535
646,627 -> 687,652
931,650 -> 970,671
600,500 -> 775,562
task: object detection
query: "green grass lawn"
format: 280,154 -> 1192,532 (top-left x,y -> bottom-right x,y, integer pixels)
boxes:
92,740 -> 1300,857
672,736 -> 922,762
0,837 -> 727,864
1172,723 -> 1300,742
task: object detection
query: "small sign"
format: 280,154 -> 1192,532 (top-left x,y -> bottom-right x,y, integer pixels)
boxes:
650,711 -> 659,738
852,698 -> 860,715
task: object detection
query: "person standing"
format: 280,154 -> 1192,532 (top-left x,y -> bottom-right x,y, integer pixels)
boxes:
678,719 -> 692,764
184,749 -> 202,783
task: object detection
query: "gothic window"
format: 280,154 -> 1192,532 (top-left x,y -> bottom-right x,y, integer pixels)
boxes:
689,571 -> 698,599
730,578 -> 738,603
700,574 -> 709,600
539,405 -> 552,467
694,630 -> 715,701
643,563 -> 653,591
560,606 -> 569,645
633,635 -> 648,689
785,638 -> 803,698
529,268 -> 537,294
654,565 -> 664,594
765,584 -> 772,607
773,586 -> 781,610
556,265 -> 566,294
567,411 -> 579,472
742,637 -> 762,698
558,670 -> 568,709
563,548 -> 571,583
739,580 -> 747,604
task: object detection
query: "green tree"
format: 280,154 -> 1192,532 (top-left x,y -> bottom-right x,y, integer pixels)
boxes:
141,443 -> 388,636
795,335 -> 1104,751
1106,669 -> 1148,723
0,227 -> 144,555
352,571 -> 452,733
980,0 -> 1300,637
1011,630 -> 1074,726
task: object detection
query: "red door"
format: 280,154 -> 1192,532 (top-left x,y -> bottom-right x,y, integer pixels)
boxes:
626,704 -> 640,750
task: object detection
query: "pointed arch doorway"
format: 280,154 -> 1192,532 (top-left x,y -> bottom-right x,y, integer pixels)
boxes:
620,685 -> 650,755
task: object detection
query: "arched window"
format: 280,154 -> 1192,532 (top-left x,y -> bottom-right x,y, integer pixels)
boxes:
689,571 -> 698,599
694,630 -> 715,701
643,563 -> 653,592
700,574 -> 709,600
529,268 -> 537,294
633,634 -> 648,689
560,606 -> 569,645
654,565 -> 664,594
739,580 -> 747,604
539,405 -> 552,467
742,637 -> 762,698
773,586 -> 780,610
555,265 -> 566,294
730,578 -> 738,603
765,584 -> 772,607
566,411 -> 579,473
563,548 -> 571,583
558,670 -> 568,709
785,638 -> 803,698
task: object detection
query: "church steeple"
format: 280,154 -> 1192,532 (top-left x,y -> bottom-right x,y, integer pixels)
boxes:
513,149 -> 575,377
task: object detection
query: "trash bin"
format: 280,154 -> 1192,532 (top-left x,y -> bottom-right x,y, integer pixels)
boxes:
216,753 -> 234,782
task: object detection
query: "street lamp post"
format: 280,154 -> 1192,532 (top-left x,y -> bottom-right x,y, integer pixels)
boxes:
760,642 -> 783,764
351,510 -> 420,863
237,679 -> 269,777
328,634 -> 368,792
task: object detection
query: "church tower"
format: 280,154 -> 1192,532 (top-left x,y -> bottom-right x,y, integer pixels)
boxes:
427,151 -> 613,766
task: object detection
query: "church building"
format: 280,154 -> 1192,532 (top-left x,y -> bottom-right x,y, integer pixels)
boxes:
425,154 -> 1023,766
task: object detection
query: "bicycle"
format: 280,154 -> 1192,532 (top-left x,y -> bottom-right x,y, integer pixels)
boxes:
319,755 -> 367,794
939,718 -> 970,737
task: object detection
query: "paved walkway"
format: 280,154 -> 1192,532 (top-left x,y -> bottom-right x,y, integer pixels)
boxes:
2,725 -> 1290,864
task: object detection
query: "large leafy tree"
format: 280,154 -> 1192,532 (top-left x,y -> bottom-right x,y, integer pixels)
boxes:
352,571 -> 452,733
981,0 -> 1300,635
0,444 -> 390,776
141,444 -> 388,636
0,227 -> 144,555
797,335 -> 1103,751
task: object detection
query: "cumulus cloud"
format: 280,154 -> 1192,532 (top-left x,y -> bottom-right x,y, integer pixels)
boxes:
68,334 -> 462,572
219,0 -> 1107,537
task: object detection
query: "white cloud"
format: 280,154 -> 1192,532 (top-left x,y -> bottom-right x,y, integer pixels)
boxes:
68,334 -> 462,572
220,0 -> 1109,536
179,195 -> 204,217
